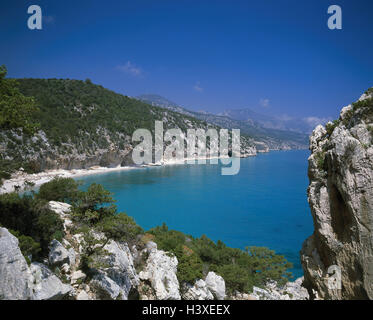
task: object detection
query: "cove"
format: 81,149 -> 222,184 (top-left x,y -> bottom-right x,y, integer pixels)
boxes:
76,150 -> 313,278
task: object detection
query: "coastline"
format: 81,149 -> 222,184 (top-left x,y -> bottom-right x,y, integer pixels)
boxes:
0,154 -> 252,194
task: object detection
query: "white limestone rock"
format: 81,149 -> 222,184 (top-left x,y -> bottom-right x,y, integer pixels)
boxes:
30,262 -> 73,300
182,279 -> 213,300
90,240 -> 139,300
0,228 -> 33,300
139,249 -> 181,300
205,271 -> 226,300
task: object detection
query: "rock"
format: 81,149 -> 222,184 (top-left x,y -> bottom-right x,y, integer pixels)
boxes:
30,262 -> 73,300
71,270 -> 86,284
139,249 -> 181,300
249,278 -> 309,300
48,240 -> 72,267
76,290 -> 91,300
182,279 -> 213,300
205,271 -> 226,300
0,227 -> 33,300
301,89 -> 373,299
48,201 -> 73,231
90,240 -> 139,300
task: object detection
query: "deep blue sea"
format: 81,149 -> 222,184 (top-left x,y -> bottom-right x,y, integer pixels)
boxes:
76,150 -> 313,278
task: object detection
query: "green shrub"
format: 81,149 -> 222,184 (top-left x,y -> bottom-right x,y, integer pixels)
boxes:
0,193 -> 64,259
9,229 -> 41,263
98,212 -> 143,244
325,120 -> 340,136
37,177 -> 82,203
147,224 -> 293,293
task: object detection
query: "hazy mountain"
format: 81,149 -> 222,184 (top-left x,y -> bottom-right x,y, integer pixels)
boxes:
220,108 -> 332,134
136,94 -> 310,150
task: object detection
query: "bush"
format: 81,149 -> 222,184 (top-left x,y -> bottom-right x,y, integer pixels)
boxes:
9,230 -> 41,264
98,212 -> 143,245
147,223 -> 293,293
37,177 -> 81,203
0,193 -> 64,259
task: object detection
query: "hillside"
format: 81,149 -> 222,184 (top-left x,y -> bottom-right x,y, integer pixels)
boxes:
137,94 -> 309,150
0,78 -> 255,175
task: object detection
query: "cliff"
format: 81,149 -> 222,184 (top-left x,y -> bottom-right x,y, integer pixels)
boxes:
301,88 -> 373,299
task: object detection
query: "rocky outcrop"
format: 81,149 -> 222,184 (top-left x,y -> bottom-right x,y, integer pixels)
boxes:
90,240 -> 139,300
301,89 -> 373,299
30,262 -> 73,300
0,228 -> 33,300
139,242 -> 181,300
182,279 -> 214,300
205,271 -> 226,300
250,277 -> 309,300
48,239 -> 74,267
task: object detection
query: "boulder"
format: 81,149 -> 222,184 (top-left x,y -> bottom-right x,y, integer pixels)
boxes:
205,271 -> 226,300
48,239 -> 72,267
0,228 -> 33,300
90,240 -> 139,300
182,279 -> 213,300
139,249 -> 181,300
30,262 -> 73,300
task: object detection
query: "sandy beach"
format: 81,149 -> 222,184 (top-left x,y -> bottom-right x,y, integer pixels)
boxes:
0,154 -> 243,194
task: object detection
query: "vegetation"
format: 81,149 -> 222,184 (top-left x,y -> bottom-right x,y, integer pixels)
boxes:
315,151 -> 326,170
0,65 -> 39,134
0,192 -> 64,259
325,120 -> 340,137
147,223 -> 293,294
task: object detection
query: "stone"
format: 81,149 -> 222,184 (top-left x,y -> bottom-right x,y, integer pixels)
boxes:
30,262 -> 73,300
0,227 -> 33,300
205,271 -> 226,300
139,249 -> 181,300
76,290 -> 90,300
182,279 -> 213,300
90,240 -> 139,300
71,270 -> 86,284
48,239 -> 71,267
48,201 -> 73,231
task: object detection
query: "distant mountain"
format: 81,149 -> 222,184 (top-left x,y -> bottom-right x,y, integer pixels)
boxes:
220,108 -> 332,134
137,95 -> 310,150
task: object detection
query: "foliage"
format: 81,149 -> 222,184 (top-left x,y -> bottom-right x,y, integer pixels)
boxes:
147,223 -> 293,293
315,151 -> 326,170
78,225 -> 110,274
325,120 -> 340,136
98,212 -> 143,245
37,177 -> 82,203
0,65 -> 39,134
0,193 -> 64,259
9,229 -> 41,263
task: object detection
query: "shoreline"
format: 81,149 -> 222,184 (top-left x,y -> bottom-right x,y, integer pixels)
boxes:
0,154 -> 252,194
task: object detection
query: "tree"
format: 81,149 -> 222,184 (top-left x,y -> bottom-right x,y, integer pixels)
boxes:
0,65 -> 39,134
37,177 -> 82,203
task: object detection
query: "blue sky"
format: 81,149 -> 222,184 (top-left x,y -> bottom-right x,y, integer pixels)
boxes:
1,0 -> 372,121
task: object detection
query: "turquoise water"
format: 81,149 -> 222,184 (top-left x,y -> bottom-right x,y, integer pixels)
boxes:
76,150 -> 313,278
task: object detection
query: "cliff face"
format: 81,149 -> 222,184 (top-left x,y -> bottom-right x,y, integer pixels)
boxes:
301,89 -> 373,299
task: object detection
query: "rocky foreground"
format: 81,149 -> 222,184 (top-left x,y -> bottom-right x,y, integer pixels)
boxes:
301,89 -> 373,299
0,201 -> 308,300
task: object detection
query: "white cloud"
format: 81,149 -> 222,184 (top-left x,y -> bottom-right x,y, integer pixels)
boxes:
193,81 -> 203,92
116,61 -> 143,77
259,98 -> 270,107
303,116 -> 332,127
